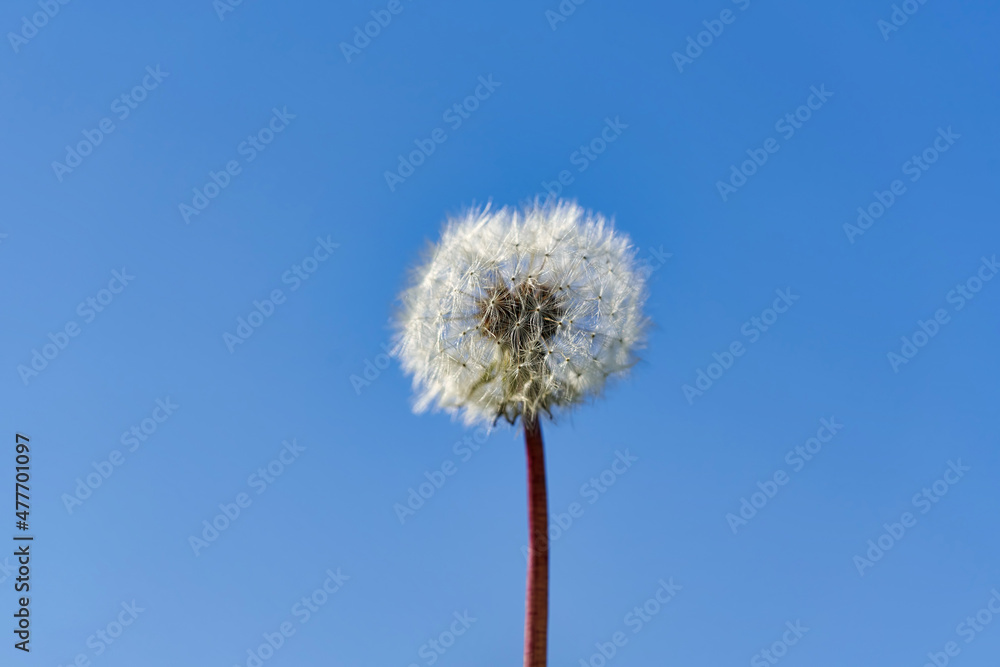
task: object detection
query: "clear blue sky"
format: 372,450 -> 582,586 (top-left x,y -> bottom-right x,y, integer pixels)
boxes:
1,0 -> 999,665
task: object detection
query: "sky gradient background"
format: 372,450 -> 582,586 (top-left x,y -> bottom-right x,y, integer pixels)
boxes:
1,0 -> 999,665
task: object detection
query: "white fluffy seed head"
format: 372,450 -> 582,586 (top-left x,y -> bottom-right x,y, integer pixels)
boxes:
394,200 -> 649,426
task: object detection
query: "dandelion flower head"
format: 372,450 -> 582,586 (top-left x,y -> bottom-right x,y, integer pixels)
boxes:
395,200 -> 648,425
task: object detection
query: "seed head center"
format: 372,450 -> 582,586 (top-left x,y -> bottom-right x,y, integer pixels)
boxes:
478,280 -> 562,350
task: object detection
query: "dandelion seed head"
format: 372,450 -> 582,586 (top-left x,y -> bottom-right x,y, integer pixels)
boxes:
394,200 -> 649,425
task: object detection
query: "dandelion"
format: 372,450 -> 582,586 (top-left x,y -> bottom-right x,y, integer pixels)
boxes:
395,200 -> 649,666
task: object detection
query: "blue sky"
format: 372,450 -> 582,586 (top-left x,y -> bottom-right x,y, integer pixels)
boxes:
1,0 -> 999,665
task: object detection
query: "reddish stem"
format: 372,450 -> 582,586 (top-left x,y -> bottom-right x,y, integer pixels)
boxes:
523,415 -> 549,667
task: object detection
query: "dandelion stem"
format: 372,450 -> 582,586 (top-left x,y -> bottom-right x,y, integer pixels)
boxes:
523,414 -> 549,667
